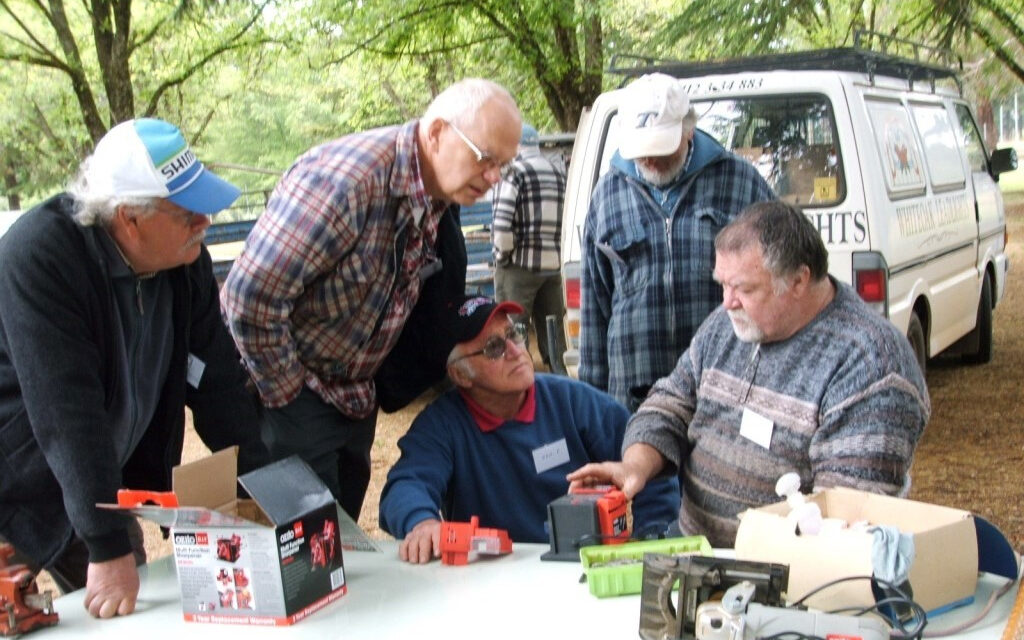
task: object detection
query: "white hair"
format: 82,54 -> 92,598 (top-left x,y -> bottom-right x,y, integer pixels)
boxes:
681,107 -> 698,136
422,78 -> 517,130
447,356 -> 476,382
67,157 -> 158,226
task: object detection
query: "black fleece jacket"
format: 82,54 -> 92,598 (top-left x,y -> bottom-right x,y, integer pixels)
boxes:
0,194 -> 269,567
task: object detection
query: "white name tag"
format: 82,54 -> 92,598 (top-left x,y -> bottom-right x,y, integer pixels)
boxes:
186,353 -> 206,389
532,438 -> 570,474
739,407 -> 774,450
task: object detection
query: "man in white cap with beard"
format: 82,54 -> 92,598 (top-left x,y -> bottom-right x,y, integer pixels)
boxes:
0,118 -> 269,619
580,73 -> 774,411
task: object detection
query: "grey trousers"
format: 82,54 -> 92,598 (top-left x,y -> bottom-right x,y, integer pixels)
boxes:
260,385 -> 377,522
494,263 -> 567,368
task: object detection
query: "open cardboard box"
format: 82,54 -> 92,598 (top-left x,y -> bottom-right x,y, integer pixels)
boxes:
104,447 -> 347,625
734,487 -> 984,614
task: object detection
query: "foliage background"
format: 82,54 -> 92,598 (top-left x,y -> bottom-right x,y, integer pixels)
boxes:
1,0 -> 1022,209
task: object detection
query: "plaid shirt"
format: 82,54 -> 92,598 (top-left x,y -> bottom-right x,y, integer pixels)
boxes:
221,121 -> 443,417
580,132 -> 774,409
491,147 -> 566,272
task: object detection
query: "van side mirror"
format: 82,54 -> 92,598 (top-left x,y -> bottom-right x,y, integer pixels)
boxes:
990,147 -> 1018,177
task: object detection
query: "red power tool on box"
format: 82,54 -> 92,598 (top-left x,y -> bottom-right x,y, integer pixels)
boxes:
542,485 -> 630,561
0,543 -> 59,636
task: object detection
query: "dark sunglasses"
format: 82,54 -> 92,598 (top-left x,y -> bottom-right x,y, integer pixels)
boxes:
452,322 -> 528,362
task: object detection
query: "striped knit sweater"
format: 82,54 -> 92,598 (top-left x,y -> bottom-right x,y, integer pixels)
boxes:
623,280 -> 930,547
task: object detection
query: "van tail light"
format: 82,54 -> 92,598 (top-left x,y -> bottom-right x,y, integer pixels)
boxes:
852,252 -> 889,317
855,269 -> 885,302
565,277 -> 581,309
562,262 -> 582,350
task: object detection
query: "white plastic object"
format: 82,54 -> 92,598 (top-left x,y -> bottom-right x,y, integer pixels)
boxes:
774,472 -> 823,535
775,472 -> 803,507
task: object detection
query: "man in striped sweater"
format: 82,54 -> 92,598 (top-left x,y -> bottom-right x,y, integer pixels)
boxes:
568,201 -> 929,547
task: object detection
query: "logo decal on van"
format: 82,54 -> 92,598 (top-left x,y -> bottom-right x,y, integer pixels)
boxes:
895,194 -> 970,238
806,211 -> 868,245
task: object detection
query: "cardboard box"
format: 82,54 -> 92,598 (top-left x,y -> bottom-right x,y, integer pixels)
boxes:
734,487 -> 977,614
112,447 -> 347,625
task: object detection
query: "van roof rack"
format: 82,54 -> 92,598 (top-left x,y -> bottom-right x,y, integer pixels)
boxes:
608,30 -> 962,94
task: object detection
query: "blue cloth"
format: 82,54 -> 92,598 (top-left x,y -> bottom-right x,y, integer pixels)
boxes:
379,374 -> 680,543
870,525 -> 915,584
580,130 -> 775,409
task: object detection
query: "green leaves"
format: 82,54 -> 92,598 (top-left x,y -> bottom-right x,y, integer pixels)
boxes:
2,0 -> 1020,208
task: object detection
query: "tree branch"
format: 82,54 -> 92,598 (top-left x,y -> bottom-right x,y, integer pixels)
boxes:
143,37 -> 275,115
971,21 -> 1024,83
976,0 -> 1024,45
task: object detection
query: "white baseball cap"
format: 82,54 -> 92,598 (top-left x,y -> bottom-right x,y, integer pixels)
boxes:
617,73 -> 691,160
84,118 -> 240,214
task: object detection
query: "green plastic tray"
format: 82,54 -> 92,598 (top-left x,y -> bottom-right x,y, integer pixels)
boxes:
579,535 -> 712,598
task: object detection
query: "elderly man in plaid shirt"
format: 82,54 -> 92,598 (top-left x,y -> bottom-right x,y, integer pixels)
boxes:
491,123 -> 567,369
221,78 -> 521,520
580,73 -> 773,411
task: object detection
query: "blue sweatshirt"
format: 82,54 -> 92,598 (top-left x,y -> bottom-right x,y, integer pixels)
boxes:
379,374 -> 679,543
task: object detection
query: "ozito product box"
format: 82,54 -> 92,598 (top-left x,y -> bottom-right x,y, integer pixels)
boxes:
106,447 -> 346,625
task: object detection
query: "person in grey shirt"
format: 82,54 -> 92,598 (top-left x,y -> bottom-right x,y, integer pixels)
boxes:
569,200 -> 929,547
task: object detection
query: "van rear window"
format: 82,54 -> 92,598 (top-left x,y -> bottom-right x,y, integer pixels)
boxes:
694,95 -> 844,208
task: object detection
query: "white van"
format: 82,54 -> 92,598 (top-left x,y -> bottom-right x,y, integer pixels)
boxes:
559,39 -> 1018,376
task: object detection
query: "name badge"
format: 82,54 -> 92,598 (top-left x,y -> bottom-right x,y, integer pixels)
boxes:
186,353 -> 206,389
532,438 -> 570,474
739,407 -> 774,450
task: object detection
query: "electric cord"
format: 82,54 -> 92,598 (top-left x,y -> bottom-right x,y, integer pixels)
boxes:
787,575 -> 927,640
756,633 -> 828,640
921,576 -> 1016,637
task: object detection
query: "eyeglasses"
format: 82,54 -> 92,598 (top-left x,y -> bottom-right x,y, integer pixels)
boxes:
152,200 -> 204,227
446,120 -> 513,179
452,322 -> 529,363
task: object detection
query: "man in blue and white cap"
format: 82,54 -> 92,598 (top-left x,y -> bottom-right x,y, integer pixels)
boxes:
0,118 -> 269,619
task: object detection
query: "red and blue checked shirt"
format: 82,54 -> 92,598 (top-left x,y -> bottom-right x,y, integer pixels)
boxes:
221,121 -> 445,418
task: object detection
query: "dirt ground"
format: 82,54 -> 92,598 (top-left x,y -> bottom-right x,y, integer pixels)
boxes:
906,191 -> 1024,548
39,194 -> 1024,595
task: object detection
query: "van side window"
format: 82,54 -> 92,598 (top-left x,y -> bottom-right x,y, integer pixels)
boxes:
954,104 -> 988,173
865,99 -> 927,198
694,95 -> 844,207
909,102 -> 966,191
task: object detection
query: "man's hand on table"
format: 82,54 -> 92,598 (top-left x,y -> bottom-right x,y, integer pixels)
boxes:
83,553 -> 139,618
399,519 -> 441,564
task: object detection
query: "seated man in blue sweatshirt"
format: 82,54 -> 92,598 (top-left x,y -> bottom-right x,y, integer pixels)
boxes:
379,296 -> 679,563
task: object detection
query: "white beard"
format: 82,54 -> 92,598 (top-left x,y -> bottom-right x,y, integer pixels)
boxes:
727,309 -> 764,343
636,153 -> 687,187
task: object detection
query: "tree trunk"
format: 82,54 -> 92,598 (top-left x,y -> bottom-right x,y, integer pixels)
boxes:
977,98 -> 998,149
2,164 -> 21,211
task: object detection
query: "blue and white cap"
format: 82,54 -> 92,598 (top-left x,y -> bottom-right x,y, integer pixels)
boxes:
520,123 -> 540,147
85,118 -> 240,214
